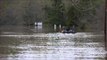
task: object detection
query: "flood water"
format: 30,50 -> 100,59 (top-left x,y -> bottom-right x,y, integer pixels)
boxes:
0,26 -> 106,60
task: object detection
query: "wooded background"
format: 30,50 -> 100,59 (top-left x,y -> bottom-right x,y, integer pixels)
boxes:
0,0 -> 105,32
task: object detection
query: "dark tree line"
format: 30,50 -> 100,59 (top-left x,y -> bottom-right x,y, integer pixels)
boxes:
43,0 -> 104,31
0,0 -> 104,31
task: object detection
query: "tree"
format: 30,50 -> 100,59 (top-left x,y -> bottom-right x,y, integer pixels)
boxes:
44,0 -> 65,25
66,6 -> 81,27
23,0 -> 35,26
66,0 -> 103,31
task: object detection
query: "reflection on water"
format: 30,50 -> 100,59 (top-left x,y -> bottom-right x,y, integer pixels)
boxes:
0,26 -> 106,60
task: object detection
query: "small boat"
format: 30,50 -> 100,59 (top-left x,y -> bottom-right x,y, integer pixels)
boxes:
61,29 -> 76,34
61,25 -> 76,34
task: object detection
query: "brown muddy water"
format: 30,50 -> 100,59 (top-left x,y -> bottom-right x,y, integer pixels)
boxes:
0,26 -> 106,60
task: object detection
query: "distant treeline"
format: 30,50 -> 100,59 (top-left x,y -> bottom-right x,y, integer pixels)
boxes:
0,0 -> 104,31
43,0 -> 104,31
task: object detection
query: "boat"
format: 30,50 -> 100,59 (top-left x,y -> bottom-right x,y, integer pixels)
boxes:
60,25 -> 76,34
61,29 -> 76,34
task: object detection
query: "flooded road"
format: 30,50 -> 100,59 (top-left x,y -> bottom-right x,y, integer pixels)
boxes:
0,26 -> 106,60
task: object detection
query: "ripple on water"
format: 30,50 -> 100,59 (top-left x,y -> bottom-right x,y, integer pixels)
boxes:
0,32 -> 106,60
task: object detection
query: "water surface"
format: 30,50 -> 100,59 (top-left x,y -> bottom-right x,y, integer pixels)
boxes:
0,26 -> 106,60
